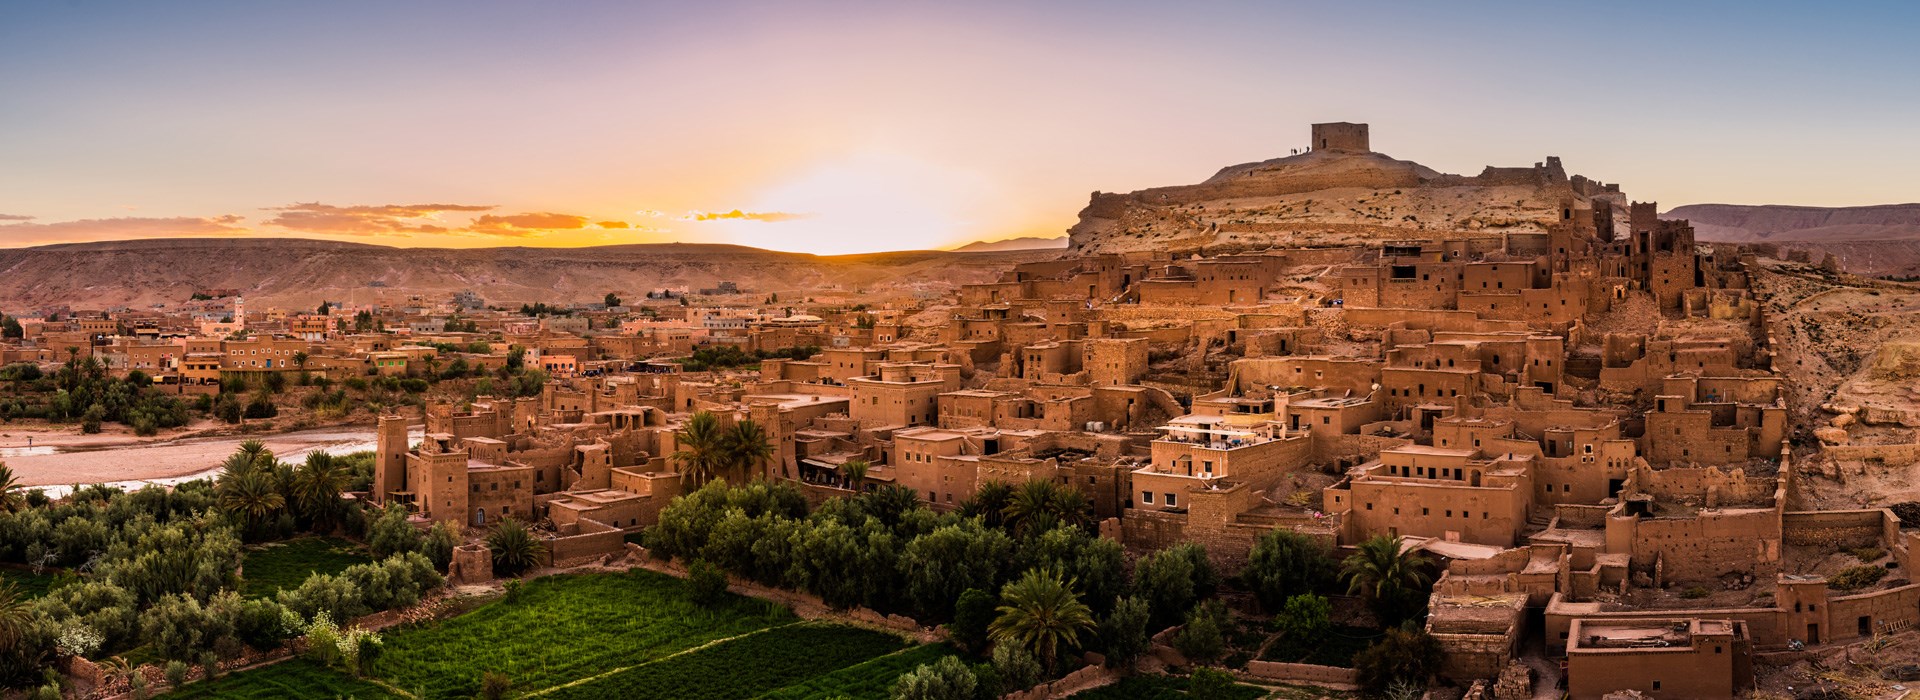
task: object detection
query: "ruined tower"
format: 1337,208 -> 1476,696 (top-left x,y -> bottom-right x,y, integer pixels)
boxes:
1311,122 -> 1370,153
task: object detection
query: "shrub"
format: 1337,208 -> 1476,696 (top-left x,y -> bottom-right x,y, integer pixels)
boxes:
1242,529 -> 1333,611
891,655 -> 977,700
1680,586 -> 1711,599
140,593 -> 236,662
1173,601 -> 1227,666
949,588 -> 997,655
1187,668 -> 1237,700
1276,593 -> 1331,642
1832,565 -> 1888,591
1098,595 -> 1150,669
1353,622 -> 1441,697
990,645 -> 1042,692
480,671 -> 512,700
1851,546 -> 1887,562
164,660 -> 189,688
688,560 -> 729,606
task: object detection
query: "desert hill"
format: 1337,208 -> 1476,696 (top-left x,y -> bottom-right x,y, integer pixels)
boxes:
1066,146 -> 1622,254
0,238 -> 1056,310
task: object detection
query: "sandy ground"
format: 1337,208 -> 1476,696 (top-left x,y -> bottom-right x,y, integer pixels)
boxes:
0,425 -> 416,490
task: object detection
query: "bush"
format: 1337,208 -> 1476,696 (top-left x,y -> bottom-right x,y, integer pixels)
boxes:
1242,529 -> 1333,611
1187,668 -> 1237,700
891,655 -> 977,700
1353,622 -> 1441,697
1832,565 -> 1888,591
164,660 -> 190,688
1680,586 -> 1711,599
688,560 -> 729,606
1173,601 -> 1226,666
990,645 -> 1042,692
949,588 -> 997,655
1099,595 -> 1150,669
480,671 -> 512,700
140,593 -> 236,662
1851,546 -> 1887,562
1276,593 -> 1331,642
486,518 -> 544,577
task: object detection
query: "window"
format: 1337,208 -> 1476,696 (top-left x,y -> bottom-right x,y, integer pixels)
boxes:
1164,492 -> 1177,507
1141,491 -> 1154,504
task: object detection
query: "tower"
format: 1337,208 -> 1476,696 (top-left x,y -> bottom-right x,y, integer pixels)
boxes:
375,414 -> 410,503
1310,122 -> 1370,153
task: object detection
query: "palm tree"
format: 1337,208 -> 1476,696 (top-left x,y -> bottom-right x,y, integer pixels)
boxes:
989,567 -> 1096,672
959,480 -> 1014,529
0,462 -> 23,513
235,440 -> 273,469
723,419 -> 775,483
1048,486 -> 1093,531
671,411 -> 727,486
292,451 -> 353,532
839,459 -> 869,492
218,469 -> 285,538
487,517 -> 545,577
1341,534 -> 1434,627
292,351 -> 310,384
0,581 -> 32,654
1005,480 -> 1070,536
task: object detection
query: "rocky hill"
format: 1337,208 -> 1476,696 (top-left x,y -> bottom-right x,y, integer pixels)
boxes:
1066,147 -> 1621,254
952,236 -> 1067,252
1666,203 -> 1920,242
0,238 -> 1054,310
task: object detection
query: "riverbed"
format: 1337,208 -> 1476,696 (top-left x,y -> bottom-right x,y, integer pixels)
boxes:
1,425 -> 422,498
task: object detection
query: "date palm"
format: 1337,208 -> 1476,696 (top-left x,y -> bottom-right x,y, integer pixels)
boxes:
217,469 -> 285,538
0,581 -> 32,656
0,462 -> 23,513
989,567 -> 1095,672
671,411 -> 727,486
487,517 -> 545,577
839,459 -> 869,492
724,419 -> 775,483
1341,534 -> 1433,627
292,451 -> 353,531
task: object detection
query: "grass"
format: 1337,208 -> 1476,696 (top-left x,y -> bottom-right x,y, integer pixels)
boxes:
543,622 -> 907,700
160,659 -> 401,699
241,537 -> 373,598
1257,624 -> 1377,668
0,566 -> 65,599
373,569 -> 797,698
757,642 -> 961,699
1067,674 -> 1269,700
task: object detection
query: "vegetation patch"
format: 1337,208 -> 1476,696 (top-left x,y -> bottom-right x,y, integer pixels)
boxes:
240,537 -> 372,599
1258,624 -> 1377,668
158,658 -> 402,699
1065,673 -> 1268,700
758,642 -> 961,700
373,570 -> 795,698
544,622 -> 907,700
0,566 -> 64,599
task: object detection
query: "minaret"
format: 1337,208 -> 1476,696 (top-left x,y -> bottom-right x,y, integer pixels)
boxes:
233,297 -> 246,329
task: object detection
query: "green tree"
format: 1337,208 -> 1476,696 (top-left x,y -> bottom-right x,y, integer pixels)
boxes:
1353,622 -> 1441,697
0,581 -> 33,654
1242,529 -> 1333,611
949,588 -> 997,655
902,522 -> 1013,620
216,470 -> 285,539
1173,600 -> 1226,666
687,559 -> 728,606
486,518 -> 544,577
1098,595 -> 1150,669
1131,543 -> 1215,631
891,655 -> 977,700
0,315 -> 22,339
1341,535 -> 1433,627
958,480 -> 1014,529
604,292 -> 622,308
1187,668 -> 1237,700
1277,593 -> 1331,643
989,567 -> 1096,672
670,411 -> 728,486
367,503 -> 423,559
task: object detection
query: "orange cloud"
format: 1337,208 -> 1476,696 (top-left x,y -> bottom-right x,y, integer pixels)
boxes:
0,215 -> 249,245
263,202 -> 494,236
681,209 -> 808,222
0,214 -> 33,222
595,220 -> 630,229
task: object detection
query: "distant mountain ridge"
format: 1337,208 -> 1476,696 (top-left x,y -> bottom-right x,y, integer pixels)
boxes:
1666,203 -> 1920,242
0,238 -> 1055,310
951,236 -> 1068,252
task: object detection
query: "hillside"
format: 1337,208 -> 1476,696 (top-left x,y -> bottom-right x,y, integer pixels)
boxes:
1066,147 -> 1623,254
1670,204 -> 1920,278
0,238 -> 1055,310
1667,203 -> 1920,242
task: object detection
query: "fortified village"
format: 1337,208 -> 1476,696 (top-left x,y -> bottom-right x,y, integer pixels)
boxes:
10,122 -> 1920,699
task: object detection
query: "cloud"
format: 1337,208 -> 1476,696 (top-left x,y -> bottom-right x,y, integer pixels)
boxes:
263,202 -> 495,236
595,220 -> 630,229
461,212 -> 593,238
633,209 -> 666,219
681,209 -> 808,222
0,215 -> 250,245
0,214 -> 33,222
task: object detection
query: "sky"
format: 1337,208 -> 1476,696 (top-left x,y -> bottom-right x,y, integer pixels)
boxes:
2,1 -> 1917,255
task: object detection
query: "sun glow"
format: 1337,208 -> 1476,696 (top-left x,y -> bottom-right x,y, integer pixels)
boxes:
706,152 -> 998,255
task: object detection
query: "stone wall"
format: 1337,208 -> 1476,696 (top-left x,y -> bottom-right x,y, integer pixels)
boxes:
1781,509 -> 1893,550
1240,660 -> 1358,686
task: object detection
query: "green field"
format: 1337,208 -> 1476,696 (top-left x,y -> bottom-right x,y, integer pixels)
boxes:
161,659 -> 401,699
156,569 -> 935,699
240,537 -> 374,598
545,622 -> 908,699
758,643 -> 961,700
374,569 -> 798,698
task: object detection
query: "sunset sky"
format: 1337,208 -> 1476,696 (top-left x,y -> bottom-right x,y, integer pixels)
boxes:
2,1 -> 1916,254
